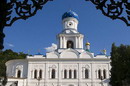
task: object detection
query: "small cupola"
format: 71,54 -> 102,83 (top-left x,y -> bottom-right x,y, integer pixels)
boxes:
86,42 -> 90,52
62,10 -> 79,20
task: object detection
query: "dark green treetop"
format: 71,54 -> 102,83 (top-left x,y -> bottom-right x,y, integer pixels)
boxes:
110,43 -> 130,86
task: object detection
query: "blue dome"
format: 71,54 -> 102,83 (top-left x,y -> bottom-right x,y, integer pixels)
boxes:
62,10 -> 79,20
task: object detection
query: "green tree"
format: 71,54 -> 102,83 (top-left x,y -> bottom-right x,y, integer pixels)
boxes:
110,43 -> 130,86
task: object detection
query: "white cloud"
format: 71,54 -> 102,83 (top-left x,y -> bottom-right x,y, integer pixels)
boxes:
6,43 -> 14,47
45,43 -> 57,52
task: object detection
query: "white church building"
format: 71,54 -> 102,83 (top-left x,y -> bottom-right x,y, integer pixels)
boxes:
6,11 -> 111,86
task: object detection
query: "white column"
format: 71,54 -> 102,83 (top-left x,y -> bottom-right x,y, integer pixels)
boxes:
42,71 -> 44,79
72,70 -> 74,79
56,69 -> 57,79
62,70 -> 64,79
82,68 -> 85,79
67,70 -> 69,79
37,70 -> 39,78
96,70 -> 98,79
15,70 -> 17,77
107,70 -> 109,79
78,37 -> 81,48
64,36 -> 66,48
60,37 -> 62,48
63,36 -> 66,48
75,37 -> 78,48
78,63 -> 80,86
77,37 -> 79,48
91,63 -> 94,86
101,70 -> 103,78
49,69 -> 51,79
58,63 -> 60,86
81,37 -> 83,49
21,69 -> 23,78
44,63 -> 47,86
31,70 -> 33,78
106,70 -> 108,79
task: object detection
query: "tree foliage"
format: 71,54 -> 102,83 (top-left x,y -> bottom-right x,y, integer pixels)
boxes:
0,49 -> 28,77
110,43 -> 130,86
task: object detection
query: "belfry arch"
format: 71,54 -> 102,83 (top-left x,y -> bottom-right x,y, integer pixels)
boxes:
67,40 -> 74,48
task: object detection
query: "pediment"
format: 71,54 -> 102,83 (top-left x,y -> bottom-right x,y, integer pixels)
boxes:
60,48 -> 79,58
80,51 -> 93,58
46,51 -> 59,58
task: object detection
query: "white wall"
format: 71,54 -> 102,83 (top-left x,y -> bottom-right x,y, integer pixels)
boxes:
6,60 -> 28,78
26,59 -> 110,86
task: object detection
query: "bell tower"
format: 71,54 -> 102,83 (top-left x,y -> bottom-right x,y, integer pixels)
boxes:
57,10 -> 84,51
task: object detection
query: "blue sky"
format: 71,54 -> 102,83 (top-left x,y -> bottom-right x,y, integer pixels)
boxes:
4,0 -> 130,55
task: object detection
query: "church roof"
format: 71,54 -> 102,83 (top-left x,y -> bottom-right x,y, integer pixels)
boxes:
62,10 -> 79,20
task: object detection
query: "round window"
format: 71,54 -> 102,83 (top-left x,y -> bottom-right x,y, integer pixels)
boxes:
67,21 -> 73,26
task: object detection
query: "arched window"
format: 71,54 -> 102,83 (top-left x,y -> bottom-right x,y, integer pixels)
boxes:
69,70 -> 72,79
85,69 -> 89,79
34,70 -> 37,79
17,70 -> 21,78
74,70 -> 77,79
39,70 -> 42,79
98,69 -> 102,79
64,69 -> 67,79
51,69 -> 55,79
67,41 -> 74,48
103,69 -> 106,79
